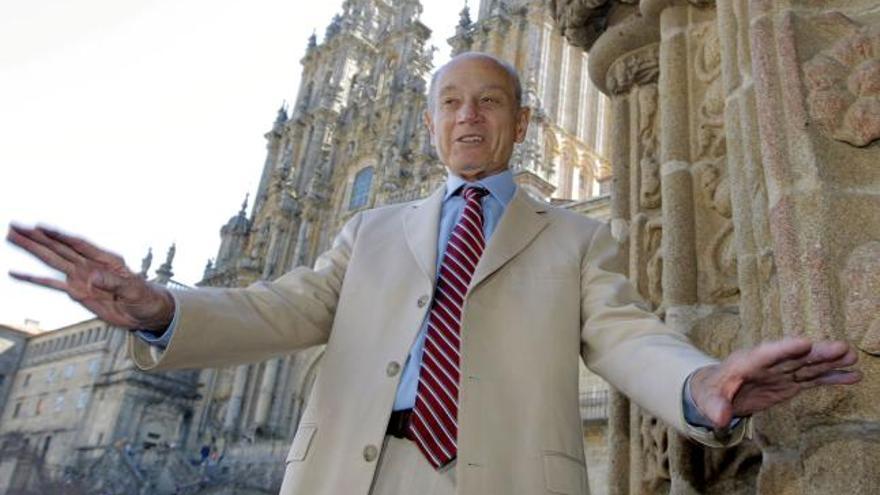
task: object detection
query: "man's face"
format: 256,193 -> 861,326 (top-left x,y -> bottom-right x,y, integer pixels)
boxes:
425,56 -> 530,181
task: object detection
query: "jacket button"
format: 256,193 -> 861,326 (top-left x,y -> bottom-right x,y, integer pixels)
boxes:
386,361 -> 401,377
363,444 -> 379,462
417,295 -> 430,307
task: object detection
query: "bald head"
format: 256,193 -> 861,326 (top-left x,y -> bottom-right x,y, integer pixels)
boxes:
427,52 -> 523,114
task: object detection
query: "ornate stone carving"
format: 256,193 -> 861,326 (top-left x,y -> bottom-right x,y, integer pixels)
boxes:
841,241 -> 880,355
693,22 -> 725,160
696,160 -> 739,301
645,218 -> 664,308
551,0 -> 615,51
802,13 -> 880,147
606,44 -> 660,96
639,413 -> 671,493
638,84 -> 661,209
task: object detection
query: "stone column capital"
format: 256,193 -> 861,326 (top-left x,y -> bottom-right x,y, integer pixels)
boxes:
586,14 -> 660,95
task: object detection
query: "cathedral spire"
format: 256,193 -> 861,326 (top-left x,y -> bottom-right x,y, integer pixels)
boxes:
307,30 -> 317,52
273,103 -> 288,132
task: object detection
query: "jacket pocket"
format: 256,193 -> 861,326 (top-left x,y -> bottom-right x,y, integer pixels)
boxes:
286,423 -> 317,462
543,451 -> 588,495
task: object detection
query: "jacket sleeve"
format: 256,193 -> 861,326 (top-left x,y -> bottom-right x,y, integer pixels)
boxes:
579,222 -> 750,448
128,213 -> 363,371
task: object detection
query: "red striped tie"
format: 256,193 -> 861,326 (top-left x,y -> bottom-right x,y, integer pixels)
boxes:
408,186 -> 488,469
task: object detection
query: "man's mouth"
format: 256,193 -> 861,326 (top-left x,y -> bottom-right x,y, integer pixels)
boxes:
456,134 -> 484,144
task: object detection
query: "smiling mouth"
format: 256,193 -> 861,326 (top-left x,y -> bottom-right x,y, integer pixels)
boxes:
456,135 -> 484,144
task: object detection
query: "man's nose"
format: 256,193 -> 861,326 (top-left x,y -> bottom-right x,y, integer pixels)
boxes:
457,100 -> 481,123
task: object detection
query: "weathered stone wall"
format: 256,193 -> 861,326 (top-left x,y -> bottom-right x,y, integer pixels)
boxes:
553,0 -> 879,493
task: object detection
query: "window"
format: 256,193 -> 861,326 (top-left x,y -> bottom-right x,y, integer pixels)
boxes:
54,393 -> 65,412
22,373 -> 30,387
35,398 -> 45,416
349,167 -> 374,210
77,389 -> 89,409
12,402 -> 22,418
89,359 -> 100,376
63,364 -> 75,379
46,368 -> 57,384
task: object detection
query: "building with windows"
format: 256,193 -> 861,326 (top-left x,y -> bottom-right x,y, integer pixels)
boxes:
0,249 -> 200,494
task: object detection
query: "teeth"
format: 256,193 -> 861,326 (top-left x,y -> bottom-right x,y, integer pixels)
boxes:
459,136 -> 483,143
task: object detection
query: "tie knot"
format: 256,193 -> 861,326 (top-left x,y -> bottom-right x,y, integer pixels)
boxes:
462,186 -> 488,201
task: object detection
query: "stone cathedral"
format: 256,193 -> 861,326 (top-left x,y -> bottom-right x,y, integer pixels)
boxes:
0,0 -> 615,494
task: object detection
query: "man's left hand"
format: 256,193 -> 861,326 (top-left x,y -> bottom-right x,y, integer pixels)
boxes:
689,338 -> 862,429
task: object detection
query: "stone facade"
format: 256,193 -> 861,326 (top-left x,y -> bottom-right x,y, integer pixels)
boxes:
0,326 -> 30,423
0,1 -> 615,493
0,252 -> 202,495
552,0 -> 880,493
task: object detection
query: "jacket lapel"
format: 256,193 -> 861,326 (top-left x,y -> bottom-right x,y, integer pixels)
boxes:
470,188 -> 550,291
402,185 -> 445,285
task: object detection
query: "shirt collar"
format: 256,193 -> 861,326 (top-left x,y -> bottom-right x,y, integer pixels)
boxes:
444,169 -> 517,207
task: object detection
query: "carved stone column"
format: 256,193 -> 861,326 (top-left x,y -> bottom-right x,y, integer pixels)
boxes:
253,358 -> 281,431
223,365 -> 249,433
555,0 -> 879,493
718,1 -> 880,493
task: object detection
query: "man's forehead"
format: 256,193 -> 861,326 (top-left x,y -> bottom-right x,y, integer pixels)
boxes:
437,82 -> 511,95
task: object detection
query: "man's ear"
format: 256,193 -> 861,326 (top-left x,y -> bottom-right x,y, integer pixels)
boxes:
423,111 -> 435,146
514,106 -> 531,143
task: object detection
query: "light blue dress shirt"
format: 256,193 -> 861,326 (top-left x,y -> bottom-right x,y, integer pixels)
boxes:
392,170 -> 516,410
137,170 -> 724,427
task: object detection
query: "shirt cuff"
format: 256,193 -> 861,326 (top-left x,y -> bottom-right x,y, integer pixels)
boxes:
682,371 -> 741,430
133,301 -> 181,350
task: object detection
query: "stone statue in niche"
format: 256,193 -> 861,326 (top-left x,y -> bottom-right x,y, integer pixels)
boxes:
841,241 -> 880,356
801,12 -> 880,147
638,84 -> 661,209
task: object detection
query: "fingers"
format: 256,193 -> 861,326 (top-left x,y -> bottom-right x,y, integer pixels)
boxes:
7,225 -> 76,274
798,369 -> 863,388
791,344 -> 859,383
40,226 -> 125,268
9,271 -> 70,293
734,337 -> 812,377
10,224 -> 85,266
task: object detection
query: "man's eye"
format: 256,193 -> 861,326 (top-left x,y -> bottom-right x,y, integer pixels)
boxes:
481,96 -> 499,104
442,98 -> 457,106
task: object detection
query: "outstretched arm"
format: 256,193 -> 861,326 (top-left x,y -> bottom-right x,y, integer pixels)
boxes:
7,224 -> 175,330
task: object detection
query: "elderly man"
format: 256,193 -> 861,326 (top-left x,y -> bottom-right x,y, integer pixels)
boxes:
8,52 -> 860,495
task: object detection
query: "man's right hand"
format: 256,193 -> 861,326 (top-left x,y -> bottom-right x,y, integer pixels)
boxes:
6,224 -> 175,331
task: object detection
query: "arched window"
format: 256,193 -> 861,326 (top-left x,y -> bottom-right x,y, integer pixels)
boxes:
349,167 -> 374,210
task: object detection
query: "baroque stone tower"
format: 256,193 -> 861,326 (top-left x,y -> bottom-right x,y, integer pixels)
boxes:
189,0 -> 441,479
450,0 -> 613,201
552,1 -> 880,494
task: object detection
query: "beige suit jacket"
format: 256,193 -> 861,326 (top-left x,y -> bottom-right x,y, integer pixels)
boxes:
130,185 -> 746,495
